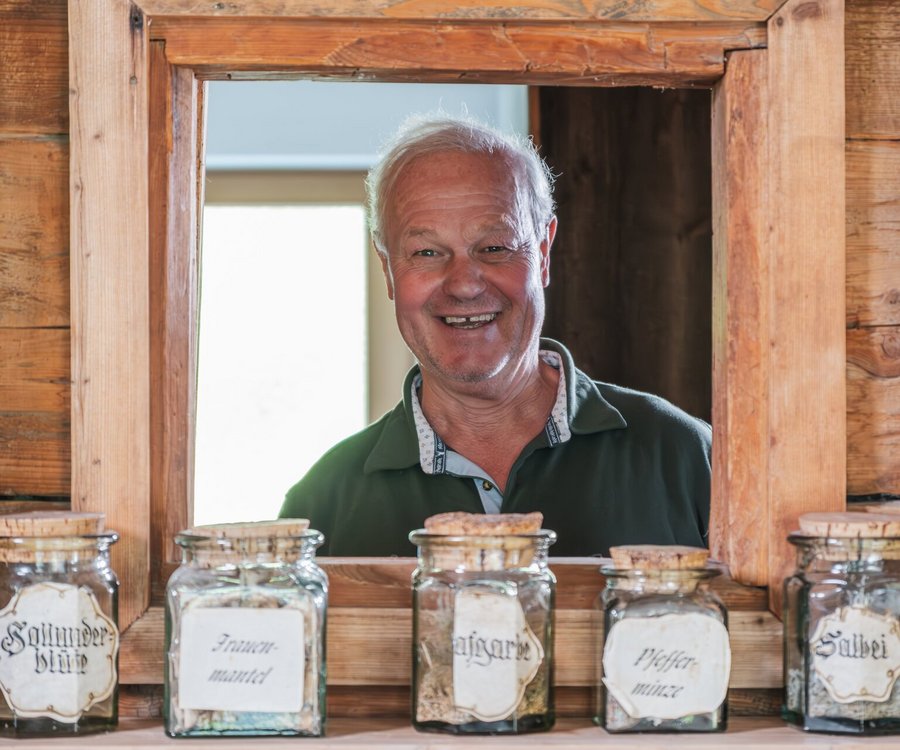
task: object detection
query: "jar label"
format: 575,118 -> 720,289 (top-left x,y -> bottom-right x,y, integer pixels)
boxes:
0,582 -> 119,722
811,605 -> 900,703
602,613 -> 731,720
451,587 -> 543,722
177,607 -> 304,713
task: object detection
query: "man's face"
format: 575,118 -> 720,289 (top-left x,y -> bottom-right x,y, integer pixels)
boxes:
380,150 -> 555,395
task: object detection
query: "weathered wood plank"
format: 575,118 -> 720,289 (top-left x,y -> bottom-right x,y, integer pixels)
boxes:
0,327 -> 69,413
120,605 -> 780,689
152,18 -> 765,87
765,0 -> 846,613
148,42 -> 202,596
139,0 -> 780,23
845,0 -> 900,140
0,0 -> 69,134
847,326 -> 900,495
0,411 -> 69,497
69,0 -> 151,630
710,50 -> 768,587
0,137 -> 70,328
846,140 -> 900,328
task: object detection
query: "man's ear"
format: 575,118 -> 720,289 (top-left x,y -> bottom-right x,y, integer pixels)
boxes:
540,216 -> 557,287
377,246 -> 395,300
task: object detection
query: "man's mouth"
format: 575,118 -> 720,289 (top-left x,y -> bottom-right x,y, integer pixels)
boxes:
441,313 -> 498,329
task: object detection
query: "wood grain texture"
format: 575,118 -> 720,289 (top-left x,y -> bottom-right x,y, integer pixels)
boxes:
0,0 -> 69,134
0,137 -> 70,328
139,0 -> 780,22
765,0 -> 846,613
120,604 -> 780,689
847,326 -> 900,495
152,17 -> 765,87
148,42 -> 201,599
710,50 -> 769,587
0,328 -> 70,496
845,0 -> 900,140
539,87 -> 712,423
69,0 -> 151,629
846,140 -> 900,328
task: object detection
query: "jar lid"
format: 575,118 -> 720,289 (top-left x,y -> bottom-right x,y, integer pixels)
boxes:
183,518 -> 310,538
0,511 -> 105,537
423,511 -> 543,536
798,512 -> 900,538
609,544 -> 710,570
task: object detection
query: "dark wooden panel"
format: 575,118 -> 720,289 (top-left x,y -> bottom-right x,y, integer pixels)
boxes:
846,140 -> 900,328
0,410 -> 70,497
0,0 -> 69,134
538,87 -> 712,422
846,0 -> 900,140
847,325 -> 900,495
0,137 -> 70,328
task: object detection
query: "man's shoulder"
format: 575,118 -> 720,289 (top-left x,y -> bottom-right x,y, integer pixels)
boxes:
591,378 -> 711,445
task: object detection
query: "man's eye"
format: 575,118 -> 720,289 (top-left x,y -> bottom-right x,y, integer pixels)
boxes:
412,249 -> 437,257
482,245 -> 508,254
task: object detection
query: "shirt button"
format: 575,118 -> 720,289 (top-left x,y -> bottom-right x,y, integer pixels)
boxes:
482,480 -> 494,491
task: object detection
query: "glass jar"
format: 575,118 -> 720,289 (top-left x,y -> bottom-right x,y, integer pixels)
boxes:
409,526 -> 557,734
598,545 -> 730,732
783,512 -> 900,735
0,511 -> 119,736
164,520 -> 327,737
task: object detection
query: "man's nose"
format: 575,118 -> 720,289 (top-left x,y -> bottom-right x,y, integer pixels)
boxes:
442,255 -> 486,299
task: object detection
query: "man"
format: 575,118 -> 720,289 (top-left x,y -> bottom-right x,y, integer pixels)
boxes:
280,114 -> 711,557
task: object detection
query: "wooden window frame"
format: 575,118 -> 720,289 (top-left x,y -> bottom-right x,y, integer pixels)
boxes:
68,0 -> 846,696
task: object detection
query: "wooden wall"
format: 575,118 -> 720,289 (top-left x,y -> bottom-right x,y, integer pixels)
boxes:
844,0 -> 900,498
0,0 -> 898,499
539,87 -> 712,423
0,0 -> 70,498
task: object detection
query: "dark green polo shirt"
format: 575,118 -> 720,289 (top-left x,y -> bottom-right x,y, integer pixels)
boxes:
280,340 -> 711,557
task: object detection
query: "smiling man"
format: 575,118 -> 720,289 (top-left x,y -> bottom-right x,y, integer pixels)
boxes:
279,114 -> 711,557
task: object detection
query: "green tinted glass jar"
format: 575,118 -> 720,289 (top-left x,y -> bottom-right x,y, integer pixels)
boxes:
783,512 -> 900,735
0,512 -> 119,736
598,545 -> 730,733
409,517 -> 556,735
165,520 -> 327,737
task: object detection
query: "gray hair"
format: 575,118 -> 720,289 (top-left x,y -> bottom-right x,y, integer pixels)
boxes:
366,113 -> 556,253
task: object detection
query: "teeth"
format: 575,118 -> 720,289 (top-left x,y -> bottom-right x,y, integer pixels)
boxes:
443,313 -> 497,326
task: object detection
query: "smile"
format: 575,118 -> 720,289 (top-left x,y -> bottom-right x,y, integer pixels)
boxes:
441,313 -> 498,329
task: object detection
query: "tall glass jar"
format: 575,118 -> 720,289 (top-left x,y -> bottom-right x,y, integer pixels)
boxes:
783,512 -> 900,735
0,511 -> 119,736
409,513 -> 556,735
598,545 -> 730,733
164,519 -> 327,737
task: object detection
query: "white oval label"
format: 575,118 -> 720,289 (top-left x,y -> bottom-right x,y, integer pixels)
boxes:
0,583 -> 119,722
602,612 -> 731,720
811,606 -> 900,703
451,588 -> 543,722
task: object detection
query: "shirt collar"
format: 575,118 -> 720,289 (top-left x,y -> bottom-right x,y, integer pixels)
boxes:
363,338 -> 626,474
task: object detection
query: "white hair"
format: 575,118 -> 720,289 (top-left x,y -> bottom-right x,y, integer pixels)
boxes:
366,113 -> 556,253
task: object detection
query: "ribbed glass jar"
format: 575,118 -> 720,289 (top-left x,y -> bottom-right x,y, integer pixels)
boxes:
597,546 -> 730,733
0,512 -> 119,736
164,520 -> 327,737
783,512 -> 900,735
409,528 -> 556,734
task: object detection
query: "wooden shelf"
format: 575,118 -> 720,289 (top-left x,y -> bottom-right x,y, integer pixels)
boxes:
7,718 -> 897,748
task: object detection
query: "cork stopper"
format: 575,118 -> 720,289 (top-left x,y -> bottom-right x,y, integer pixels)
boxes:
0,511 -> 105,537
418,512 -> 547,571
609,544 -> 710,570
184,518 -> 310,539
424,511 -> 543,536
798,512 -> 900,538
